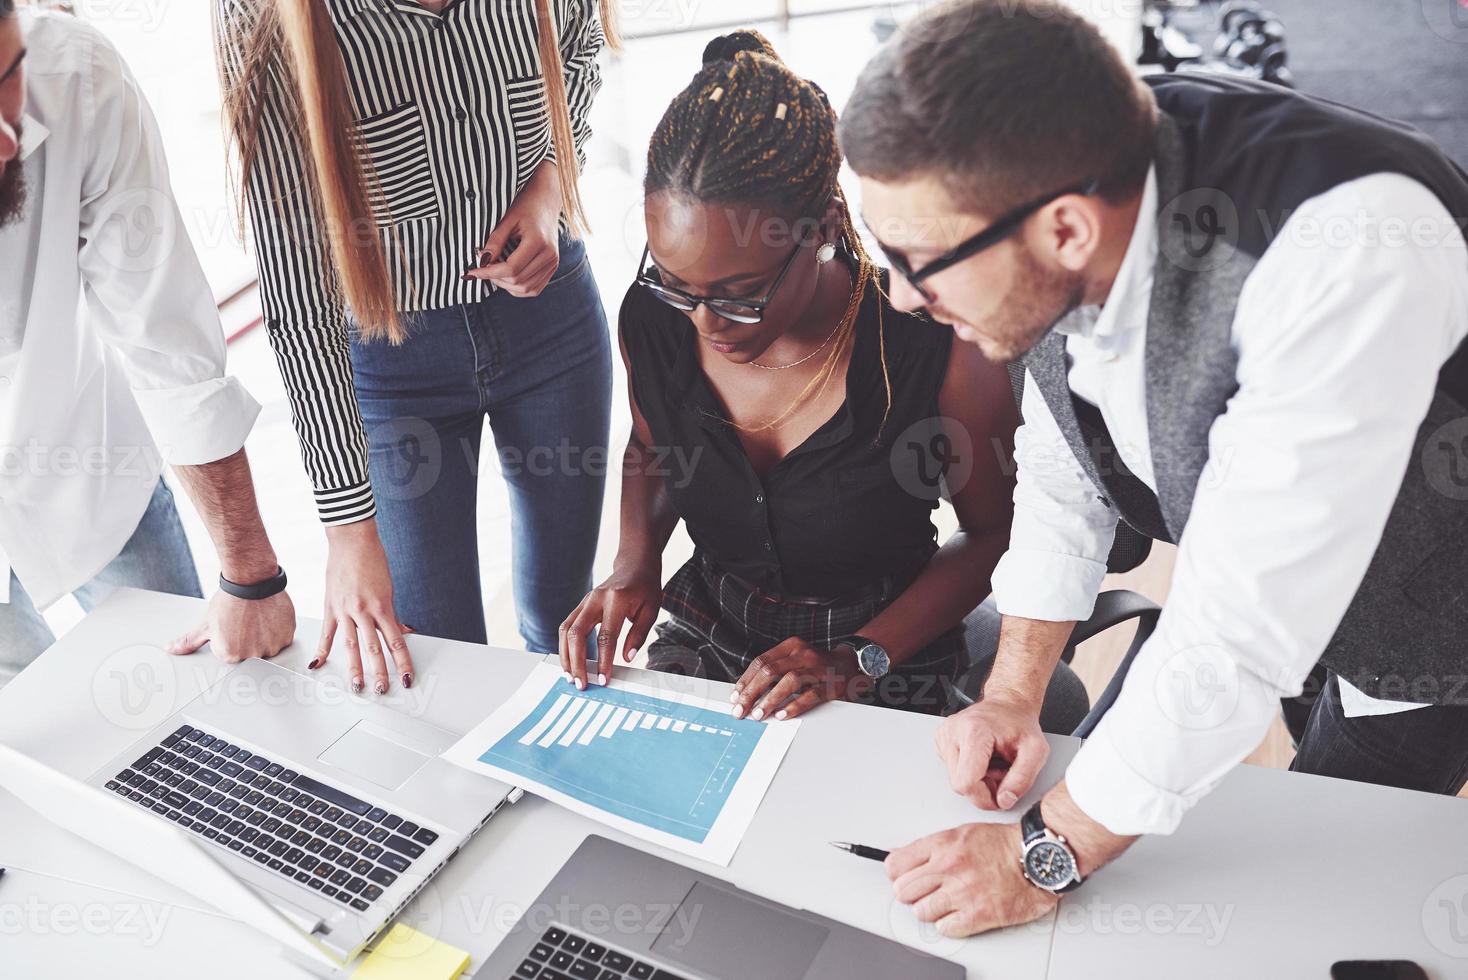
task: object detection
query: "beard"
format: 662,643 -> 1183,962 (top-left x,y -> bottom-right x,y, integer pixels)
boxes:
0,158 -> 27,230
940,244 -> 1087,363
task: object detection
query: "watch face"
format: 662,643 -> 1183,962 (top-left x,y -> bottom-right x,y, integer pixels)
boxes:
858,645 -> 890,678
1024,840 -> 1076,890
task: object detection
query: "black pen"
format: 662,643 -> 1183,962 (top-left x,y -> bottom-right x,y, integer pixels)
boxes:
830,841 -> 889,862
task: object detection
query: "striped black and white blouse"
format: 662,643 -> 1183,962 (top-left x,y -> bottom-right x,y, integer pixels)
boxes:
217,0 -> 605,525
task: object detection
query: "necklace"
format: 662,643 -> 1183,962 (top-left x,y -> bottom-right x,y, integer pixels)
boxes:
748,321 -> 842,370
749,262 -> 851,370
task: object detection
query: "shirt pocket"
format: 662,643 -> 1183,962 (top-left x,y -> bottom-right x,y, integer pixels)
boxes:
354,102 -> 440,226
505,75 -> 552,179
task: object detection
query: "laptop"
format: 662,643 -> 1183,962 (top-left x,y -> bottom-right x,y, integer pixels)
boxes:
7,656 -> 516,967
483,835 -> 965,980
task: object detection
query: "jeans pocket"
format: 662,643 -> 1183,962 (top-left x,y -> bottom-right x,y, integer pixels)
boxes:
543,235 -> 589,290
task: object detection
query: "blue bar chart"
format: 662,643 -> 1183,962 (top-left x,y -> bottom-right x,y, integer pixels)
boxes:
478,683 -> 769,843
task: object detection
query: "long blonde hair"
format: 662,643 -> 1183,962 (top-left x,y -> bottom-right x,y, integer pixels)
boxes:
216,0 -> 620,344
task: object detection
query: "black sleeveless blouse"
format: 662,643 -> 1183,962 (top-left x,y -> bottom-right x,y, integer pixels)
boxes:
620,267 -> 955,598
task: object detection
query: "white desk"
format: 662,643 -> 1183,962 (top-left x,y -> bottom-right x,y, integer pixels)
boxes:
6,590 -> 1466,979
1046,760 -> 1468,978
0,590 -> 1063,979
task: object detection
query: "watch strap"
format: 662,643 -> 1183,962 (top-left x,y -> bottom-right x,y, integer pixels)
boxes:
1020,801 -> 1048,845
219,566 -> 287,601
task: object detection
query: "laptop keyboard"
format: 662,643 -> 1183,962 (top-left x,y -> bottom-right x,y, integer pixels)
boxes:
104,725 -> 440,914
514,926 -> 690,980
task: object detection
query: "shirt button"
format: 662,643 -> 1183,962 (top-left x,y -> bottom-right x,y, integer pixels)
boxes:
454,108 -> 467,121
464,189 -> 477,201
754,493 -> 764,504
763,542 -> 773,552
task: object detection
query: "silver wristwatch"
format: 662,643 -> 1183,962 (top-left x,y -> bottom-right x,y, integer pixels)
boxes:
845,635 -> 890,679
1018,801 -> 1084,894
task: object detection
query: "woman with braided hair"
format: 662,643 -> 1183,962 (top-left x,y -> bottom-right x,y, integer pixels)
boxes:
559,31 -> 1023,719
214,0 -> 617,692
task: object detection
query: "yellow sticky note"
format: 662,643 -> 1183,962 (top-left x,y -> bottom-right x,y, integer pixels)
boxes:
352,923 -> 471,980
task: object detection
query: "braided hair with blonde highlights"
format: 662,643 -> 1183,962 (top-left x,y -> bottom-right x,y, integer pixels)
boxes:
644,30 -> 892,435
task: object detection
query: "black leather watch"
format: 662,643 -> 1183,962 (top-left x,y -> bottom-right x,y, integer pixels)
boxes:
844,635 -> 891,679
1018,801 -> 1084,894
218,565 -> 288,601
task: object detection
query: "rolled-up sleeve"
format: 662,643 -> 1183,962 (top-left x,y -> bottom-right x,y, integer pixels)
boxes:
75,30 -> 258,466
1065,174 -> 1468,837
989,371 -> 1118,621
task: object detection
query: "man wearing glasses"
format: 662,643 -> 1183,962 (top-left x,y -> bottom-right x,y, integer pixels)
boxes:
839,0 -> 1468,937
0,3 -> 294,680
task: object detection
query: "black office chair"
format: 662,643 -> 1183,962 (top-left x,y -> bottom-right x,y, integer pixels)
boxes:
946,364 -> 1162,738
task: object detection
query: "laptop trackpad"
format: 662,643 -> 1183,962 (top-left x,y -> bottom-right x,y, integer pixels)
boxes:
651,881 -> 828,980
317,720 -> 432,791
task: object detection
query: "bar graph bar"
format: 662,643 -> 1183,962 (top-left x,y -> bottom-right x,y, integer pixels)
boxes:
480,683 -> 770,843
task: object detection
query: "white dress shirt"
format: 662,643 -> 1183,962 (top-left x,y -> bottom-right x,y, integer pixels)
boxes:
990,164 -> 1468,835
0,10 -> 259,608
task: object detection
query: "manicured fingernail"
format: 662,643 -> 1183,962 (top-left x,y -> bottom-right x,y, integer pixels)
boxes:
402,672 -> 413,689
307,658 -> 320,670
375,681 -> 387,695
351,678 -> 363,693
626,648 -> 638,663
775,710 -> 787,720
728,690 -> 739,703
751,707 -> 764,720
597,674 -> 606,685
576,678 -> 585,690
998,791 -> 1017,808
732,705 -> 744,718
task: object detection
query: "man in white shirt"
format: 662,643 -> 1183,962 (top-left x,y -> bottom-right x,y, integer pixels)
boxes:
841,0 -> 1468,937
0,3 -> 294,680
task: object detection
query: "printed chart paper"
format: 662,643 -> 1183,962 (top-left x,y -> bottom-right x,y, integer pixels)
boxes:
443,663 -> 800,865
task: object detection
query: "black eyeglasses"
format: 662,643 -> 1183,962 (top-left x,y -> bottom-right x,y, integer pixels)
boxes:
636,239 -> 811,325
880,178 -> 1100,303
0,48 -> 25,87
636,191 -> 837,325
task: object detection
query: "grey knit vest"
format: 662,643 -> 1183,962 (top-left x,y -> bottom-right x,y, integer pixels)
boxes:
1022,73 -> 1468,703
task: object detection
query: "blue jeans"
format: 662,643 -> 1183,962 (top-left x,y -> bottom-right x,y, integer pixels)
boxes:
0,479 -> 202,684
350,235 -> 612,651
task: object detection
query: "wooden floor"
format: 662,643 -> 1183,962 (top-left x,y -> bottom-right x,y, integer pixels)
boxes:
1070,544 -> 1468,797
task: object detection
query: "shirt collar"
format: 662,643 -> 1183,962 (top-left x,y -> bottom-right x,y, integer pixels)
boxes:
18,112 -> 49,161
1055,163 -> 1158,341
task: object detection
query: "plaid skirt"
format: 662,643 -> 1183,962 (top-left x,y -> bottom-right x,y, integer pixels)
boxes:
647,551 -> 964,715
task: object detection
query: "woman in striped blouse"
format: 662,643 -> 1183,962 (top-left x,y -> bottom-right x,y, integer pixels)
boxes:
214,0 -> 616,692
